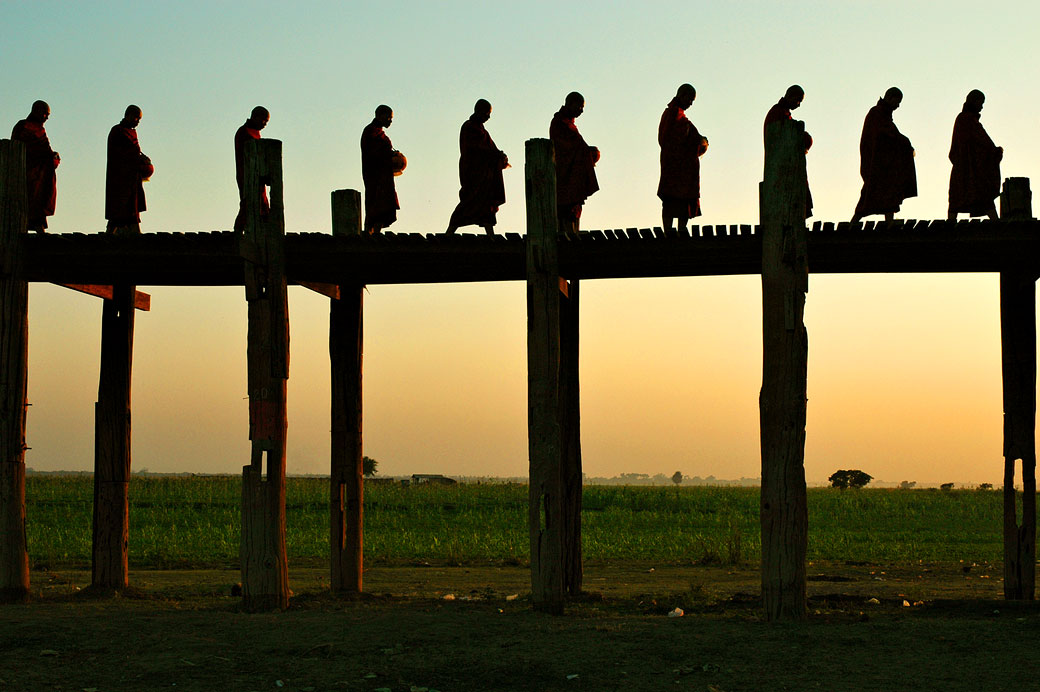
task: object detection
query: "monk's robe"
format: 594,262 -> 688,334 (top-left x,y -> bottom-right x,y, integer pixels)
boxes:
448,115 -> 506,229
360,120 -> 399,229
550,109 -> 598,223
948,107 -> 1001,216
854,99 -> 917,218
233,122 -> 269,231
764,99 -> 813,218
105,122 -> 147,230
11,118 -> 58,230
657,97 -> 704,219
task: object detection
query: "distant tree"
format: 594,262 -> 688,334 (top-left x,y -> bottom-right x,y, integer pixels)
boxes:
671,471 -> 683,486
940,482 -> 955,491
829,469 -> 873,489
977,483 -> 993,491
900,480 -> 917,490
363,456 -> 378,476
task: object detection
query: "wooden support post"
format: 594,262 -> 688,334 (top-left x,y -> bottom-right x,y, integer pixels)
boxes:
0,140 -> 30,602
241,138 -> 290,611
526,138 -> 566,613
329,189 -> 364,593
91,283 -> 135,590
759,120 -> 810,621
999,176 -> 1036,600
559,278 -> 582,596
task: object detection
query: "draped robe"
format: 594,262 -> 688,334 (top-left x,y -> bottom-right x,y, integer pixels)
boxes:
448,115 -> 506,229
657,97 -> 703,218
105,122 -> 147,228
549,110 -> 598,221
948,108 -> 1001,216
11,118 -> 58,230
854,100 -> 917,217
360,120 -> 399,228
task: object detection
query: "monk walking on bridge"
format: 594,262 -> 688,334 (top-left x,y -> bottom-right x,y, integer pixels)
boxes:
105,105 -> 152,234
361,105 -> 400,234
445,99 -> 508,235
764,85 -> 813,219
658,84 -> 707,233
852,87 -> 917,223
948,89 -> 1002,221
11,100 -> 60,233
550,92 -> 599,236
234,106 -> 270,232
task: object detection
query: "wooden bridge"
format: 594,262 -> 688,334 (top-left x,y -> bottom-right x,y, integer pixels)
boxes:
0,122 -> 1035,619
17,216 -> 1040,286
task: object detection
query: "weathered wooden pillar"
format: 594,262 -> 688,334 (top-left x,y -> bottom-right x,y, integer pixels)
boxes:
241,138 -> 290,611
759,120 -> 809,621
330,189 -> 364,593
91,283 -> 135,590
0,140 -> 30,603
526,138 -> 584,612
559,278 -> 582,596
999,177 -> 1036,600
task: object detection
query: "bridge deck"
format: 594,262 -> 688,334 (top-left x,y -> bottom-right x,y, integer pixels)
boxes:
19,218 -> 1040,286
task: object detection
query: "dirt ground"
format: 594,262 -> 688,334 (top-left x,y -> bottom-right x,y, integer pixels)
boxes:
2,561 -> 1039,692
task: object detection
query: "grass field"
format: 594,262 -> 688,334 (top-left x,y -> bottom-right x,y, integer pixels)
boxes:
25,475 -> 1010,569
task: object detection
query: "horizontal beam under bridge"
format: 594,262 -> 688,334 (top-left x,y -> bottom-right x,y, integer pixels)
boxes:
17,218 -> 1040,286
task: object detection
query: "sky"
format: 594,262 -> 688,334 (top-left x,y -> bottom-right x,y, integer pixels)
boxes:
3,0 -> 1039,485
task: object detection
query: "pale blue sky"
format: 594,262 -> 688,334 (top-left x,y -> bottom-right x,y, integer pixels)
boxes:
3,1 -> 1037,484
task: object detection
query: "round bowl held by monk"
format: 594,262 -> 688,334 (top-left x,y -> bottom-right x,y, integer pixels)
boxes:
139,155 -> 154,182
699,137 -> 709,156
391,150 -> 407,176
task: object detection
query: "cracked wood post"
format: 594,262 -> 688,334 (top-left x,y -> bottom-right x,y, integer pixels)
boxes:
559,277 -> 583,596
526,138 -> 565,613
999,176 -> 1036,600
0,140 -> 30,603
241,138 -> 290,611
759,119 -> 809,621
330,189 -> 364,593
91,282 -> 135,590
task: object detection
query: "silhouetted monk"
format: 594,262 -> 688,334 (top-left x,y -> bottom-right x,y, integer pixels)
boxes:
658,84 -> 707,233
11,100 -> 60,232
764,85 -> 813,218
361,105 -> 399,234
105,105 -> 151,234
948,89 -> 1002,221
234,106 -> 270,231
852,88 -> 916,223
550,92 -> 599,235
446,99 -> 508,236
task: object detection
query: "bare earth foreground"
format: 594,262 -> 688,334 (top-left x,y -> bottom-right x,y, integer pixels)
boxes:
2,562 -> 1039,691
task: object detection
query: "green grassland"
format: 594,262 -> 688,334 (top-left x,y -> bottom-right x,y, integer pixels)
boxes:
25,476 -> 1009,569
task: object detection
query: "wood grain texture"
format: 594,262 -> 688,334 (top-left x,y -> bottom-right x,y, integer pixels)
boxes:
998,177 -> 1036,600
91,284 -> 135,590
240,139 -> 290,611
0,140 -> 29,602
759,120 -> 809,621
329,189 -> 364,593
526,139 -> 564,613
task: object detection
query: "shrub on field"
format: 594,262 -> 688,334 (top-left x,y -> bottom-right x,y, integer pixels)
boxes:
829,469 -> 872,489
363,456 -> 378,476
671,471 -> 683,486
977,483 -> 993,491
900,480 -> 916,489
940,482 -> 955,491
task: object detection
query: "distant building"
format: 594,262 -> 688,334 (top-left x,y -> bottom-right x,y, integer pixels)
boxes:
411,473 -> 457,486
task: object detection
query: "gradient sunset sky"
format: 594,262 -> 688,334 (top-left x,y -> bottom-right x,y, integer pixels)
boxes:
4,1 -> 1039,485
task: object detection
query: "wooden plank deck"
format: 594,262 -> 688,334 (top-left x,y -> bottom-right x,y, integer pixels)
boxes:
17,218 -> 1040,286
